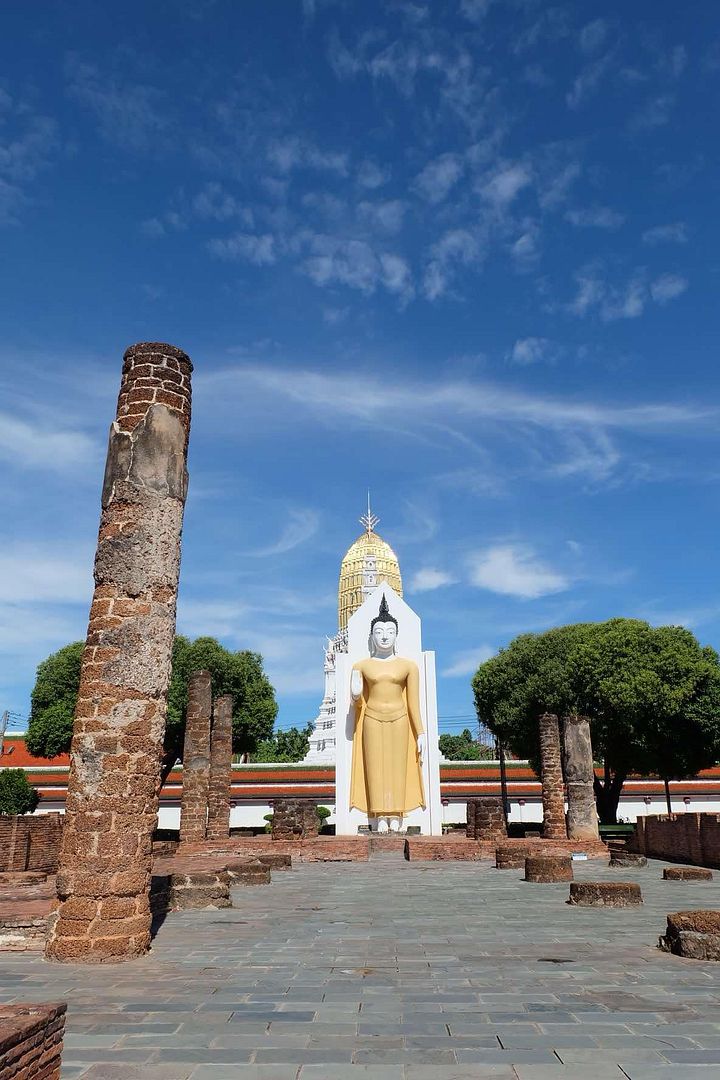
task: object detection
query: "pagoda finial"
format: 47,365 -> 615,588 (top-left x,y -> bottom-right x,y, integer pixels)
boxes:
359,490 -> 379,535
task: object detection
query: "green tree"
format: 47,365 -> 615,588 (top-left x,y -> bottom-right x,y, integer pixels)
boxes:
26,642 -> 84,759
26,635 -> 278,780
0,770 -> 40,815
438,728 -> 493,760
252,722 -> 314,763
473,619 -> 720,824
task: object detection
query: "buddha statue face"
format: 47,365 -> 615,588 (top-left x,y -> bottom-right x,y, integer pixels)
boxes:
371,620 -> 397,657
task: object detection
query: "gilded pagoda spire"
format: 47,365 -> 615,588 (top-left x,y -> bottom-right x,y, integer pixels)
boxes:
337,498 -> 402,632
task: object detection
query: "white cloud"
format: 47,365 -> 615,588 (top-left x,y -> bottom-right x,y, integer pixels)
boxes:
413,153 -> 464,204
630,95 -> 674,131
566,52 -> 613,109
650,273 -> 688,303
442,645 -> 495,677
357,199 -> 407,233
301,234 -> 413,300
266,136 -> 348,176
207,232 -> 276,265
565,206 -> 625,229
459,0 -> 492,24
410,568 -> 456,592
469,544 -> 569,599
478,162 -> 531,207
356,160 -> 391,189
250,509 -> 319,557
579,18 -> 609,54
423,228 -> 484,299
507,337 -> 551,365
0,545 -> 93,604
642,222 -> 687,245
0,414 -> 98,473
65,55 -> 169,152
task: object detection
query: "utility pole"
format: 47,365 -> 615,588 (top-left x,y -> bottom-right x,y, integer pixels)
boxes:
0,710 -> 8,759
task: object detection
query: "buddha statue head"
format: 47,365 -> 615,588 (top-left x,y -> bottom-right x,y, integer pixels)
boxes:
369,595 -> 398,657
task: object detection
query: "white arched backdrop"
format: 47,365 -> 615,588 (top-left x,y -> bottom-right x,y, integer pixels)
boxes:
334,582 -> 442,836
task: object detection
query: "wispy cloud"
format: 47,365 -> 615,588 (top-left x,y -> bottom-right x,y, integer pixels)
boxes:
65,54 -> 170,152
249,509 -> 320,557
650,273 -> 688,303
507,337 -> 553,366
413,153 -> 464,204
0,545 -> 93,604
207,232 -> 277,265
0,413 -> 98,473
442,645 -> 495,677
565,206 -> 625,229
410,568 -> 456,592
468,544 -> 569,599
642,222 -> 687,245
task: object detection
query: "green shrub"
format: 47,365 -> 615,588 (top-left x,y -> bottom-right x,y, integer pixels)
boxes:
0,770 -> 40,815
263,812 -> 274,834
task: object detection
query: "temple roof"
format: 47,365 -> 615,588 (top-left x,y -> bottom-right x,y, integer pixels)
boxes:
337,512 -> 402,631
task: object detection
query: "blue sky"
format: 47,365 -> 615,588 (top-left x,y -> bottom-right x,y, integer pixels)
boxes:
1,0 -> 719,738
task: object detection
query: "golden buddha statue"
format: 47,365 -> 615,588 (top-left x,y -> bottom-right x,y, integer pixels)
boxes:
349,595 -> 426,833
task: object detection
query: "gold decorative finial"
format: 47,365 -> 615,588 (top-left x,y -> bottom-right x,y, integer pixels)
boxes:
359,491 -> 379,535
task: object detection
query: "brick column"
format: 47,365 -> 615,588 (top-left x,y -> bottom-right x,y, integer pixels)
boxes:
538,712 -> 567,840
562,714 -> 599,841
179,671 -> 212,844
206,694 -> 233,841
46,342 -> 192,964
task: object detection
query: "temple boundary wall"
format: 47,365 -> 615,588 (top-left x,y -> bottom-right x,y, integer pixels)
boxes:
630,812 -> 720,867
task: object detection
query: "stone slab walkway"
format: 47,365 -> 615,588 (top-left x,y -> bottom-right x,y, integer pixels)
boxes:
2,856 -> 720,1078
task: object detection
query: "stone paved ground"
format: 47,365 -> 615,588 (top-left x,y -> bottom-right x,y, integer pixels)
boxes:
3,853 -> 720,1079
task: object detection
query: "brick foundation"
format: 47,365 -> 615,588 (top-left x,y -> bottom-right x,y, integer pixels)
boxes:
175,836 -> 369,862
610,851 -> 647,868
404,836 -> 607,863
0,815 -> 62,874
46,342 -> 192,964
179,671 -> 212,844
568,881 -> 643,907
664,866 -> 713,881
539,713 -> 567,840
0,1002 -> 66,1079
271,800 -> 320,840
206,694 -> 233,841
525,855 -> 573,882
660,911 -> 720,959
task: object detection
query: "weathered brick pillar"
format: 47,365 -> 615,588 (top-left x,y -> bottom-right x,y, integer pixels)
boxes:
562,714 -> 599,841
206,694 -> 233,841
538,712 -> 567,840
179,671 -> 212,844
46,342 -> 192,963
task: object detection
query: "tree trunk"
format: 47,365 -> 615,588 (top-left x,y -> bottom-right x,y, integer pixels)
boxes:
664,777 -> 672,815
159,753 -> 178,792
593,760 -> 627,824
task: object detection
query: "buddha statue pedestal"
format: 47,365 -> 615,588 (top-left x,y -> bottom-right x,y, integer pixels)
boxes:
334,582 -> 443,836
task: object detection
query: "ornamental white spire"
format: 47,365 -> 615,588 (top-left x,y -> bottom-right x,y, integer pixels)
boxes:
359,490 -> 379,535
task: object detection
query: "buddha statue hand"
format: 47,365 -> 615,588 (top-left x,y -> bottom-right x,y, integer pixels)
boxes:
417,733 -> 426,764
350,669 -> 363,700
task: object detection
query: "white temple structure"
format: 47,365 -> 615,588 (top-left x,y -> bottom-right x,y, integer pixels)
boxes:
304,499 -> 403,764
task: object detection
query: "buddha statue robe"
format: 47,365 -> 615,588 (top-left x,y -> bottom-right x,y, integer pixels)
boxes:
350,656 -> 425,816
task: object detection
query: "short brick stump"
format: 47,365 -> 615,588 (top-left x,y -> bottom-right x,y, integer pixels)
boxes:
525,855 -> 573,883
0,914 -> 49,952
224,861 -> 271,886
0,1001 -> 66,1079
568,881 -> 643,907
152,871 -> 231,912
663,866 -> 713,881
253,853 -> 292,871
660,910 -> 720,959
609,852 -> 648,868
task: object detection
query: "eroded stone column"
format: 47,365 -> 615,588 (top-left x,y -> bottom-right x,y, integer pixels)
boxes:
46,342 -> 192,963
206,694 -> 233,841
179,671 -> 212,844
538,712 -> 567,840
563,714 -> 600,841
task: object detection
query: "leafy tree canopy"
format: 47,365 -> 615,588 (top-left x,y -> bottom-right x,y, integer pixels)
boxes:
252,722 -> 314,763
0,769 -> 39,815
473,619 -> 720,822
438,728 -> 494,761
27,635 -> 278,775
